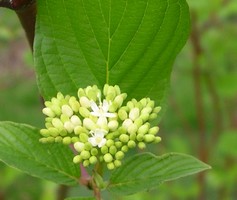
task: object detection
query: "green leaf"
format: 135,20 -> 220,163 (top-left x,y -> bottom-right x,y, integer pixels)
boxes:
108,152 -> 210,195
65,197 -> 96,200
0,121 -> 80,186
34,0 -> 190,108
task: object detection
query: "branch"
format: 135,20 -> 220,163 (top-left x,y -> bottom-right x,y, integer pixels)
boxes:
0,0 -> 37,50
0,0 -> 35,10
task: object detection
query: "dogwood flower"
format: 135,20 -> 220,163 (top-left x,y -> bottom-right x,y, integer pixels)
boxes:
88,129 -> 107,148
90,94 -> 116,122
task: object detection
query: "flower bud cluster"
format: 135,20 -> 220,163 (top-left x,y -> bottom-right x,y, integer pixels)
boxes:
40,84 -> 161,170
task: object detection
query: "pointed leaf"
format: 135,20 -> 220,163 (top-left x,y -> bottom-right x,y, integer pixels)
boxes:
34,0 -> 190,109
0,121 -> 80,186
108,152 -> 211,195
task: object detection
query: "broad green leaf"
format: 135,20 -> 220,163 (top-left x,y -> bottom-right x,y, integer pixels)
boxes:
108,152 -> 210,195
34,0 -> 190,108
0,121 -> 80,186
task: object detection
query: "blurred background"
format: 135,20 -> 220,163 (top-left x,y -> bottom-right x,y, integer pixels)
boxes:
0,0 -> 237,199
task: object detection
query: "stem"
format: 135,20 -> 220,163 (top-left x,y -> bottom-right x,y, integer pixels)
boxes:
0,0 -> 36,50
56,185 -> 69,200
190,11 -> 208,200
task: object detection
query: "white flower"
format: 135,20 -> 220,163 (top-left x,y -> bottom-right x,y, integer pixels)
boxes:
88,129 -> 107,148
90,94 -> 116,124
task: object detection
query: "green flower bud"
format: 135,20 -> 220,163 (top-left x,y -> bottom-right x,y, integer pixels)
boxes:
81,150 -> 91,160
154,136 -> 162,143
51,97 -> 61,105
52,118 -> 64,129
39,138 -> 48,143
103,84 -> 109,96
83,118 -> 97,130
74,142 -> 85,152
104,153 -> 113,163
79,107 -> 90,118
107,162 -> 115,170
149,113 -> 157,121
115,141 -> 122,148
114,94 -> 124,108
89,156 -> 97,164
141,107 -> 152,115
119,134 -> 129,143
114,160 -> 122,168
42,107 -> 55,118
84,142 -> 93,151
129,133 -> 136,141
114,85 -> 121,95
59,129 -> 67,136
144,134 -> 155,143
64,121 -> 74,133
136,133 -> 144,141
140,113 -> 149,122
108,120 -> 119,131
115,151 -> 124,160
44,101 -> 52,107
79,133 -> 89,143
106,139 -> 114,147
71,137 -> 79,143
118,109 -> 128,121
83,160 -> 90,167
134,118 -> 143,127
56,92 -> 64,100
51,105 -> 61,116
60,114 -> 70,123
91,148 -> 98,156
127,101 -> 134,110
55,136 -> 63,143
45,122 -> 53,129
69,97 -> 80,112
129,107 -> 140,121
122,119 -> 133,129
121,145 -> 128,152
101,145 -> 108,154
71,115 -> 82,126
87,90 -> 97,102
109,145 -> 117,155
138,142 -> 146,149
78,88 -> 86,98
73,155 -> 82,163
127,123 -> 138,134
148,126 -> 159,135
45,117 -> 53,123
74,126 -> 88,135
137,124 -> 149,135
40,129 -> 50,137
63,137 -> 71,145
79,96 -> 91,108
62,105 -> 73,117
118,126 -> 127,134
48,127 -> 60,137
147,100 -> 155,108
140,98 -> 147,107
47,137 -> 55,143
153,106 -> 161,113
128,140 -> 136,148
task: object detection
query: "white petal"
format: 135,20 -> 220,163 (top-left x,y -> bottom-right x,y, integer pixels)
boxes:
98,138 -> 106,148
88,137 -> 97,146
90,101 -> 100,112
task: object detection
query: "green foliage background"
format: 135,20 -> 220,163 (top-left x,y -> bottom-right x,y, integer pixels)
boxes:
0,0 -> 237,199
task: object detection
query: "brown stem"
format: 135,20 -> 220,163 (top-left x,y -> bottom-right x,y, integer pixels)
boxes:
204,72 -> 223,144
56,185 -> 69,200
190,11 -> 208,200
0,0 -> 37,50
